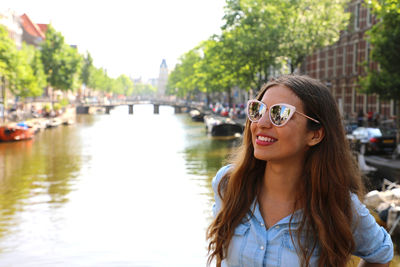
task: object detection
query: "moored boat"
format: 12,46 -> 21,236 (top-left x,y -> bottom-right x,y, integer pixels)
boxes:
211,123 -> 244,137
0,124 -> 35,142
204,115 -> 244,137
189,109 -> 205,122
46,118 -> 63,128
62,118 -> 75,125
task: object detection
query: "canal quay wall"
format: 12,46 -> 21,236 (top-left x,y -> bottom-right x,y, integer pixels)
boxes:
365,156 -> 400,184
0,106 -> 76,127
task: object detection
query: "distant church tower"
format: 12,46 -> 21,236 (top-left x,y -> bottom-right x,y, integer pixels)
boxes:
157,59 -> 168,97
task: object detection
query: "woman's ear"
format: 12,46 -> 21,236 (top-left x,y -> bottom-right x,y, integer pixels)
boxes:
307,127 -> 325,146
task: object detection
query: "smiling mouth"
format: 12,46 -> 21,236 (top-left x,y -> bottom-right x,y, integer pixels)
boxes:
257,135 -> 277,143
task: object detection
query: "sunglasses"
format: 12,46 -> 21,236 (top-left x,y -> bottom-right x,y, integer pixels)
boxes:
246,99 -> 320,127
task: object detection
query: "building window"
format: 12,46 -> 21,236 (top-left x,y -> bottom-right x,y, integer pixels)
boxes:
352,87 -> 356,113
353,43 -> 358,74
343,46 -> 347,76
390,100 -> 396,117
333,48 -> 337,78
367,7 -> 372,26
325,48 -> 329,78
355,2 -> 361,30
366,41 -> 371,66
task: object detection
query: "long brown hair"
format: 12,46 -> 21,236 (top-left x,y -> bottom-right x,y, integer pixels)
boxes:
206,74 -> 364,267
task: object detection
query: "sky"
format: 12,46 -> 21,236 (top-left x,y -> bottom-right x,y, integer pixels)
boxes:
2,0 -> 226,81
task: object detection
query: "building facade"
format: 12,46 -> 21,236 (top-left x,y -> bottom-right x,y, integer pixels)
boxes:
20,14 -> 46,47
157,59 -> 168,97
301,0 -> 396,121
0,9 -> 23,49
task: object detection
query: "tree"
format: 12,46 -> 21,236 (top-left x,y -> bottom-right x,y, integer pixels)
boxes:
360,0 -> 400,139
223,0 -> 351,74
166,48 -> 202,99
222,0 -> 284,88
41,24 -> 82,93
0,25 -> 17,81
0,25 -> 18,111
115,75 -> 133,96
197,37 -> 240,107
167,0 -> 351,105
132,82 -> 156,97
279,0 -> 351,72
12,44 -> 45,98
80,52 -> 94,87
29,47 -> 47,93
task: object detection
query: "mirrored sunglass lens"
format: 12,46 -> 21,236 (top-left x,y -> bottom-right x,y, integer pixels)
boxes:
248,101 -> 264,121
270,105 -> 291,125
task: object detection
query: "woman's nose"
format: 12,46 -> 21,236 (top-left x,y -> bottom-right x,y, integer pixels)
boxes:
257,112 -> 273,128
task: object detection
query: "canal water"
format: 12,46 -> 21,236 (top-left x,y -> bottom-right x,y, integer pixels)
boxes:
0,105 -> 398,266
0,105 -> 238,267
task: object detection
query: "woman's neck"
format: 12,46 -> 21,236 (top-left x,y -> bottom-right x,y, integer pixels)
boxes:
262,160 -> 303,203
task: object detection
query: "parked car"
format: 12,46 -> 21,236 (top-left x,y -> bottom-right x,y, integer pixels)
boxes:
344,122 -> 359,134
348,127 -> 397,154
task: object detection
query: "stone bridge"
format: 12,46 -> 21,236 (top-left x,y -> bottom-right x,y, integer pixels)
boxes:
76,99 -> 204,115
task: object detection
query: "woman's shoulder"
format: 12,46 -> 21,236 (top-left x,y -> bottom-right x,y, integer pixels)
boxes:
212,164 -> 233,191
350,192 -> 394,263
211,164 -> 233,217
350,192 -> 370,216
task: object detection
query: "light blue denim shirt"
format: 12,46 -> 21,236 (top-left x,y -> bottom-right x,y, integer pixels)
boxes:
212,165 -> 394,267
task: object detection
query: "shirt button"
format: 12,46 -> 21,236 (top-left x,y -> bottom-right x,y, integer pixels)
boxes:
260,246 -> 265,250
260,223 -> 264,227
275,225 -> 280,229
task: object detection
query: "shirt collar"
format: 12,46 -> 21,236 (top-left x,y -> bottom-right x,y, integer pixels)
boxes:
248,199 -> 303,225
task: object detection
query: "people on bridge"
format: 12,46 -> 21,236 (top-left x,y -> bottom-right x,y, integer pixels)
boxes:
207,74 -> 393,267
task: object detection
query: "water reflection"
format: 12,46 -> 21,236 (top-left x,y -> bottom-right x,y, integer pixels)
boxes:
182,123 -> 240,178
0,125 -> 82,238
0,105 -> 219,266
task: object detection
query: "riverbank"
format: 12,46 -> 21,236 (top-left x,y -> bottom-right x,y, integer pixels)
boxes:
0,106 -> 76,141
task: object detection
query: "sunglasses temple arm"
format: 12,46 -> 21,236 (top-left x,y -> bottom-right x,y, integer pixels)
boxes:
296,111 -> 320,124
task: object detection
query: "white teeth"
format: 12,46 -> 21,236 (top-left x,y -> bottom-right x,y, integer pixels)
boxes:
258,136 -> 276,142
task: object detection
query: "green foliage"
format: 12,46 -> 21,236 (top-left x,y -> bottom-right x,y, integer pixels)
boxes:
133,82 -> 156,96
30,47 -> 47,91
360,0 -> 400,100
197,37 -> 242,106
115,74 -> 133,96
80,52 -> 93,86
359,0 -> 400,135
43,103 -> 51,112
59,98 -> 69,107
222,0 -> 284,86
0,27 -> 45,98
167,48 -> 202,98
223,0 -> 350,74
12,45 -> 41,97
0,25 -> 17,82
13,44 -> 45,97
1,23 -> 135,106
87,67 -> 119,94
279,0 -> 351,72
41,24 -> 82,92
168,0 -> 351,102
53,102 -> 61,111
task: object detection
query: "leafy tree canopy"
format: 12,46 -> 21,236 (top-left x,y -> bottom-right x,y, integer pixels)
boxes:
41,24 -> 82,91
168,0 -> 352,102
360,0 -> 400,100
0,25 -> 17,82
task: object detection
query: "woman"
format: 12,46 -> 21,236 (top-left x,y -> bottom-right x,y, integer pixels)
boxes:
207,75 -> 393,267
